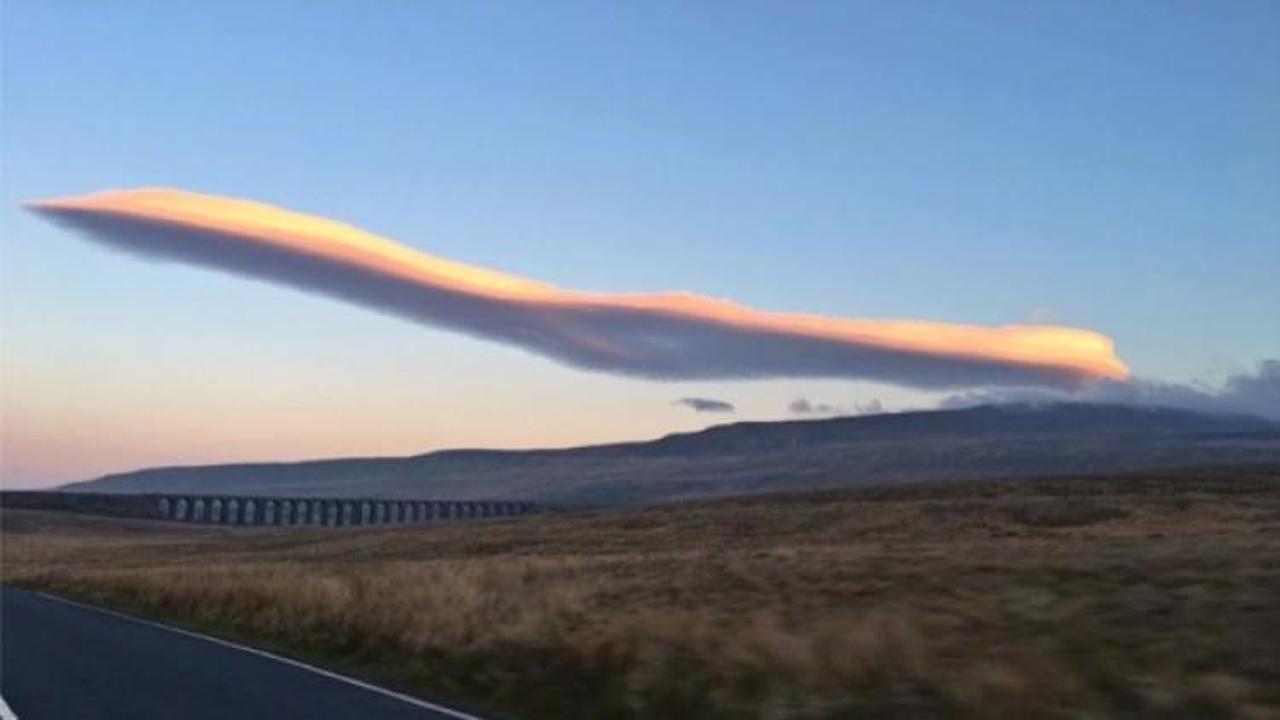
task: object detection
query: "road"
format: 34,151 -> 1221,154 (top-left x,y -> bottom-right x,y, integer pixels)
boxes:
0,587 -> 485,719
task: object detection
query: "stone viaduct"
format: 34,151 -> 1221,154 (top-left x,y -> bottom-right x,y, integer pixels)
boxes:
156,495 -> 534,527
0,491 -> 533,527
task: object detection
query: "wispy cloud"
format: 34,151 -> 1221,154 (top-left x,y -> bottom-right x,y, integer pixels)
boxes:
28,188 -> 1129,389
942,360 -> 1280,420
789,397 -> 884,416
674,397 -> 736,413
789,398 -> 839,415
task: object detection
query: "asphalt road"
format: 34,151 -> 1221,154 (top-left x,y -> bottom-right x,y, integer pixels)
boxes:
0,587 -> 484,720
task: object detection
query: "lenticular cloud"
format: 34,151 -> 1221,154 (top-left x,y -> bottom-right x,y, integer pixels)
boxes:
27,188 -> 1128,389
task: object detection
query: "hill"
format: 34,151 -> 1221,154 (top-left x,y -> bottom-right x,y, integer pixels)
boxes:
64,403 -> 1280,504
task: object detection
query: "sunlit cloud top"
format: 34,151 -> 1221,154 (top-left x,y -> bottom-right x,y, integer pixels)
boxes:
27,188 -> 1128,389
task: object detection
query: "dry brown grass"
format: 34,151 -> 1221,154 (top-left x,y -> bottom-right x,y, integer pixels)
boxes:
4,468 -> 1280,719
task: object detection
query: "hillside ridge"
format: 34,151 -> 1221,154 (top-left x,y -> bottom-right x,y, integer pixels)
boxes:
64,403 -> 1280,504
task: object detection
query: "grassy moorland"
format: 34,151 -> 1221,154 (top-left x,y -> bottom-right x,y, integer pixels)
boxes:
4,467 -> 1279,720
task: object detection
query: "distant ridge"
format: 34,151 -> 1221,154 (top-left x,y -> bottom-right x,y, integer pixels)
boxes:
64,403 -> 1280,505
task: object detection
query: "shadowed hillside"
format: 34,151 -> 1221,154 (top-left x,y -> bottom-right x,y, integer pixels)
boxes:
65,403 -> 1280,504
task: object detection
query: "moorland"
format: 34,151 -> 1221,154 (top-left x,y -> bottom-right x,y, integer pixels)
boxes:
4,466 -> 1279,719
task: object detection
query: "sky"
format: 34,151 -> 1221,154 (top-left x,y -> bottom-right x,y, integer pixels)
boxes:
2,1 -> 1278,488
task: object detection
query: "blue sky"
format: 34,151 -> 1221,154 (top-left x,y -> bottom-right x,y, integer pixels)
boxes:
3,1 -> 1277,486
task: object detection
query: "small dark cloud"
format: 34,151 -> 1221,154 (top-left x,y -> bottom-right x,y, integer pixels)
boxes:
674,397 -> 736,413
942,360 -> 1280,421
789,397 -> 885,416
853,399 -> 885,415
789,398 -> 838,415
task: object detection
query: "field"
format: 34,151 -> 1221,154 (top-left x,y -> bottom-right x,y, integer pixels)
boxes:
4,467 -> 1280,719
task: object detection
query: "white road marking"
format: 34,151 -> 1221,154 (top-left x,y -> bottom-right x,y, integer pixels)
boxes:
0,693 -> 17,720
35,592 -> 486,720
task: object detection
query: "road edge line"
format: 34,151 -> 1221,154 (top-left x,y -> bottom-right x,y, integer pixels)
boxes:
34,591 -> 487,720
0,693 -> 18,720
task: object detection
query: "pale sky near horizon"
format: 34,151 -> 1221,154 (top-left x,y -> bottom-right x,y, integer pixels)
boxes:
3,2 -> 1278,488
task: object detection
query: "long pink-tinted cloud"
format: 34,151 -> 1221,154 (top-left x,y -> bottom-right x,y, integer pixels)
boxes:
26,189 -> 1128,389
